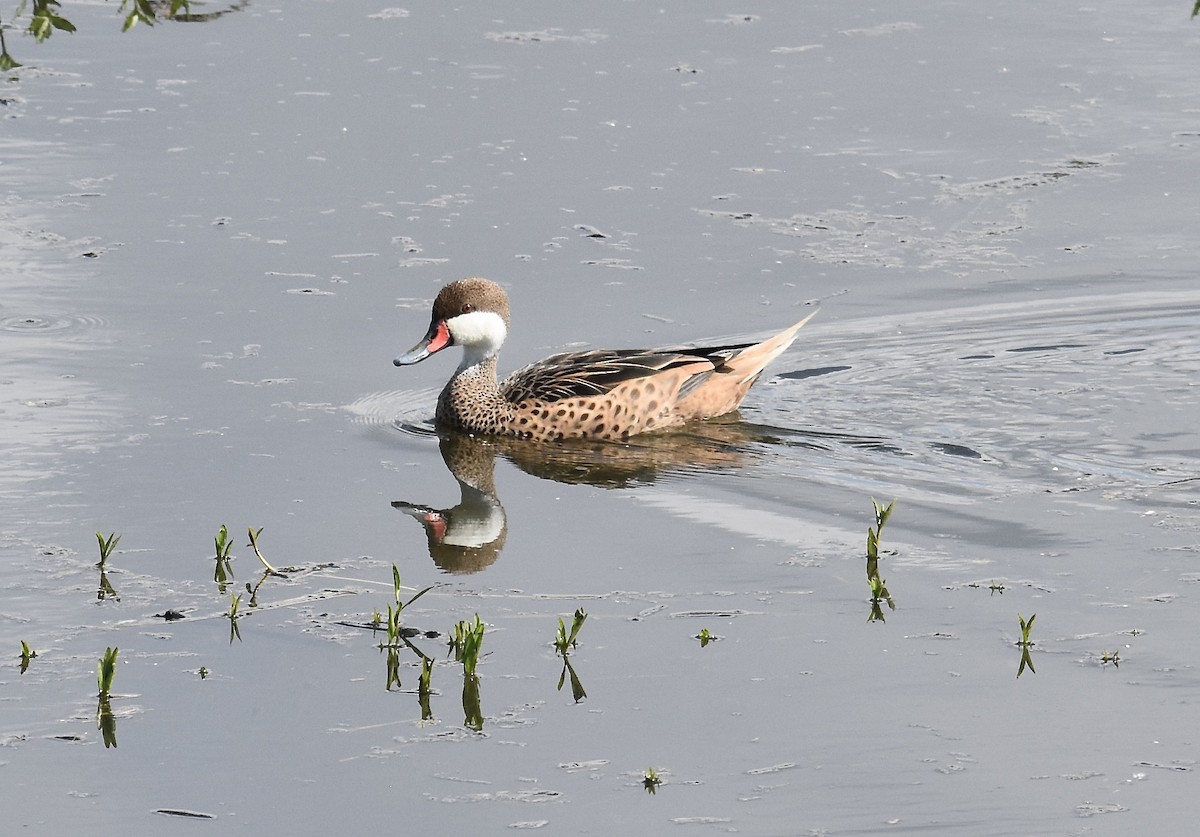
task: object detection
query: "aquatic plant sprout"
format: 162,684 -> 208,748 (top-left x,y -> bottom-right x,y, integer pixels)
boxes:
246,527 -> 278,574
554,608 -> 588,655
97,646 -> 118,696
95,531 -> 120,567
1016,614 -> 1037,678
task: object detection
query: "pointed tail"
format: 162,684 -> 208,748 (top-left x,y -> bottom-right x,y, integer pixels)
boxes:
725,308 -> 818,384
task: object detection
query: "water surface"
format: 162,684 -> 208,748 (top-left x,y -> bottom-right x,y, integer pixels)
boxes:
3,2 -> 1199,834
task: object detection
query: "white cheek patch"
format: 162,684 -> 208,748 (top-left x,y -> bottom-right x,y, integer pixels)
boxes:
448,309 -> 508,369
447,311 -> 507,355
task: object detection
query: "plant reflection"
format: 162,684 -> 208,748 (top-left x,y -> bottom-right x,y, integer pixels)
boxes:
97,695 -> 118,749
244,569 -> 271,609
227,592 -> 243,644
418,656 -> 435,721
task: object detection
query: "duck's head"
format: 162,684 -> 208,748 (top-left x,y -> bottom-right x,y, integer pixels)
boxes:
394,278 -> 512,367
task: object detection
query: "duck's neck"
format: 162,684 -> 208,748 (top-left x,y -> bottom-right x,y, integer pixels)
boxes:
437,351 -> 513,434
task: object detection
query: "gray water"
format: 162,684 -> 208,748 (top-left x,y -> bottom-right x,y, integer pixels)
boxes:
3,2 -> 1199,834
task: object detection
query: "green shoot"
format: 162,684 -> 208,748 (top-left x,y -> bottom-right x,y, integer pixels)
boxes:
643,767 -> 663,794
696,628 -> 716,647
213,524 -> 234,590
1101,650 -> 1120,668
1016,613 -> 1037,678
385,603 -> 402,646
378,567 -> 434,648
450,614 -> 486,677
419,655 -> 434,693
96,531 -> 121,568
550,609 -> 588,702
864,499 -> 898,622
390,565 -> 434,614
198,666 -> 208,679
868,574 -> 893,604
866,499 -> 895,561
1017,613 -> 1036,646
451,616 -> 486,730
19,640 -> 37,674
553,608 -> 588,655
989,581 -> 1005,595
866,573 -> 895,622
214,524 -> 232,560
246,528 -> 278,574
97,646 -> 118,696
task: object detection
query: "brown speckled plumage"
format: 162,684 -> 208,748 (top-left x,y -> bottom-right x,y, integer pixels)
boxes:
394,278 -> 816,442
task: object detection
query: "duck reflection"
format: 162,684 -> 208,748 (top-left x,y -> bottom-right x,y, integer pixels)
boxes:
392,432 -> 509,574
393,416 -> 789,573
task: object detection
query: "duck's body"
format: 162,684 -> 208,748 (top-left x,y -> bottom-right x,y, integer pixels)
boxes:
394,278 -> 815,442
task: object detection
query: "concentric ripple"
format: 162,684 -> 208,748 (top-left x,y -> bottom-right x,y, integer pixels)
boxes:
0,313 -> 107,335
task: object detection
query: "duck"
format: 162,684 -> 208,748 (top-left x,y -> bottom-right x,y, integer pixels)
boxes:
393,277 -> 816,442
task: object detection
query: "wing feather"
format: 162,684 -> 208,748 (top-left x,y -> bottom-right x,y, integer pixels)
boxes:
501,344 -> 752,405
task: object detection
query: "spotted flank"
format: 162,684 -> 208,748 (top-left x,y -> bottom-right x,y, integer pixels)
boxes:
394,278 -> 816,442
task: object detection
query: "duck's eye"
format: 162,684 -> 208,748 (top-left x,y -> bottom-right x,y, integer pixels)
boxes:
461,303 -> 474,314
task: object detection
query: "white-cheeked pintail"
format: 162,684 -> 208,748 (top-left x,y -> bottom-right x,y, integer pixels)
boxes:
394,278 -> 816,442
